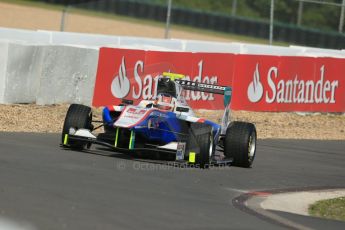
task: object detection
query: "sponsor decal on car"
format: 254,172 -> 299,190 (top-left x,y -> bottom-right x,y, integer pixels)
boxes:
114,106 -> 151,128
176,142 -> 186,161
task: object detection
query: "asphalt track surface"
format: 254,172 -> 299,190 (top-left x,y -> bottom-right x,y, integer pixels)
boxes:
0,132 -> 344,230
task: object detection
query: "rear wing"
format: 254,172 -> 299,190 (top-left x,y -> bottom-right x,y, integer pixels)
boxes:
175,79 -> 228,95
163,72 -> 232,108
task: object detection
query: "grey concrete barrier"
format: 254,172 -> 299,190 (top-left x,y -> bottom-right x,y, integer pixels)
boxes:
0,41 -> 45,104
118,36 -> 183,51
234,43 -> 303,56
36,45 -> 99,106
0,40 -> 99,105
4,43 -> 43,104
0,41 -> 8,103
290,45 -> 345,58
181,40 -> 241,53
38,30 -> 120,47
0,27 -> 50,44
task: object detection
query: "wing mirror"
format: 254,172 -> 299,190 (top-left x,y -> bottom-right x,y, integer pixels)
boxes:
176,107 -> 189,113
121,99 -> 133,105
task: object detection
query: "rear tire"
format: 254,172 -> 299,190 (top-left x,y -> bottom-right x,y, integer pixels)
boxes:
190,123 -> 214,169
224,121 -> 256,168
61,104 -> 92,150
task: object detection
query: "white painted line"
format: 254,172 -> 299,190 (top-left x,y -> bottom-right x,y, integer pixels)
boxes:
225,187 -> 249,193
0,217 -> 36,230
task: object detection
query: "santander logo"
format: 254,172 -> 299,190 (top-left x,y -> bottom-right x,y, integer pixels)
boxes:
111,57 -> 130,99
247,64 -> 264,103
247,63 -> 339,104
110,57 -> 219,101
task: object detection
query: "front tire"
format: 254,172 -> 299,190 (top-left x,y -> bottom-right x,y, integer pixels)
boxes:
224,121 -> 256,168
190,123 -> 214,169
61,104 -> 92,150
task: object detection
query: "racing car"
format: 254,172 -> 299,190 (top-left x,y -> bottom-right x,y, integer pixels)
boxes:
61,72 -> 257,168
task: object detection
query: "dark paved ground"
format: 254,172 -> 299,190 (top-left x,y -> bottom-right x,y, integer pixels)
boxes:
0,132 -> 344,230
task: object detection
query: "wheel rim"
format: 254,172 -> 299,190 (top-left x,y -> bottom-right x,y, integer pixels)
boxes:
248,131 -> 256,161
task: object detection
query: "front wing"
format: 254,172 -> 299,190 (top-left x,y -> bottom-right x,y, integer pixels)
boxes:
62,134 -> 232,166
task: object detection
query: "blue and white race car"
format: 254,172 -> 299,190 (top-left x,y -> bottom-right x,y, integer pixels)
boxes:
61,73 -> 257,168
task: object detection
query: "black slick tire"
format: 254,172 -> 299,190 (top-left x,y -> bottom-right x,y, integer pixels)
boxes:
224,121 -> 256,168
190,122 -> 214,169
61,104 -> 92,150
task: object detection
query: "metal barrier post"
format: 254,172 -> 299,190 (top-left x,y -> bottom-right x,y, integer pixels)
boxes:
60,6 -> 68,32
297,0 -> 304,26
269,0 -> 275,45
165,0 -> 172,39
232,0 -> 237,16
339,0 -> 345,32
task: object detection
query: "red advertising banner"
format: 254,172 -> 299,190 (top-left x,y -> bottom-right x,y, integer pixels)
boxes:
233,55 -> 345,112
93,48 -> 235,109
93,48 -> 345,112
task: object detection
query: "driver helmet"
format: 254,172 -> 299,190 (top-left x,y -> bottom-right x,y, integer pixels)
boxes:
155,93 -> 175,111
